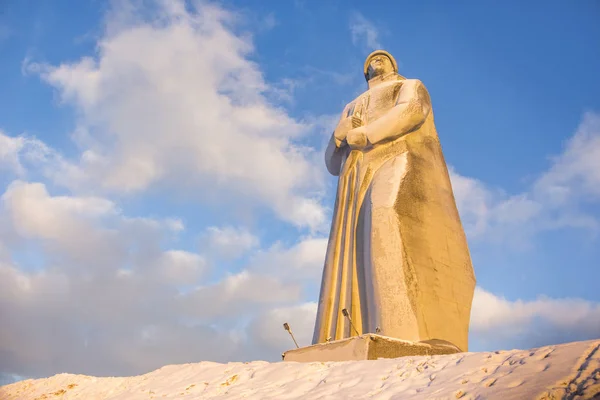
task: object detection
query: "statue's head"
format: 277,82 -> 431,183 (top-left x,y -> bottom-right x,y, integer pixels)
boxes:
363,50 -> 399,82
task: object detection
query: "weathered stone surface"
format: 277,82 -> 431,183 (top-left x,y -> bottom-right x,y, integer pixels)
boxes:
283,334 -> 461,362
314,50 -> 476,352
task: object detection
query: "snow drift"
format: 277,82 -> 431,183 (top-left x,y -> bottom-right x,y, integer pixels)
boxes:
1,339 -> 598,399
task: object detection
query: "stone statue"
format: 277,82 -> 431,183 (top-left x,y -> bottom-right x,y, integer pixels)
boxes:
313,50 -> 476,352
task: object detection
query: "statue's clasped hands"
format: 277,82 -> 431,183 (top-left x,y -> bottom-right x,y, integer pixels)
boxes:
334,115 -> 369,149
347,126 -> 368,149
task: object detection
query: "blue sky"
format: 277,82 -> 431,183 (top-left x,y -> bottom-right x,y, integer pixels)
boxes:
1,0 -> 599,384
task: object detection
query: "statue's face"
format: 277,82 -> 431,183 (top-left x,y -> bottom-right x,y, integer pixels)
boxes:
367,55 -> 393,80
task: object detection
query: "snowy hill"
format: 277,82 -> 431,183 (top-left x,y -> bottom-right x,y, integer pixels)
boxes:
1,339 -> 598,399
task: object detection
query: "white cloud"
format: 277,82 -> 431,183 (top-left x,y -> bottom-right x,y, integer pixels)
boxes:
0,180 -> 301,378
249,237 -> 327,282
450,170 -> 544,246
450,111 -> 600,244
165,218 -> 185,232
349,12 -> 381,51
247,302 -> 318,357
4,181 -> 116,232
534,111 -> 600,204
449,169 -> 496,237
1,181 -> 124,268
262,13 -> 277,31
0,0 -> 331,380
23,0 -> 326,231
204,226 -> 259,259
0,131 -> 26,175
471,287 -> 600,349
180,270 -> 302,320
155,250 -> 207,285
0,130 -> 86,188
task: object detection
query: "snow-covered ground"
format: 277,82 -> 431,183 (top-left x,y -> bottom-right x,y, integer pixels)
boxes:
1,339 -> 598,399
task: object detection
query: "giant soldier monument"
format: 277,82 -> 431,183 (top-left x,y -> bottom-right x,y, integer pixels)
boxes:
284,50 -> 476,362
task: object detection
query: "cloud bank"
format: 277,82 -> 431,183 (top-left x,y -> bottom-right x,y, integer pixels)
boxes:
451,112 -> 600,244
22,1 -> 327,231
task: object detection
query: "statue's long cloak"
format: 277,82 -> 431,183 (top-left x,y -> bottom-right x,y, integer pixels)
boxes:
313,75 -> 476,351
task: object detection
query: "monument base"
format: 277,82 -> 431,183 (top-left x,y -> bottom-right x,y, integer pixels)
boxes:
282,334 -> 461,362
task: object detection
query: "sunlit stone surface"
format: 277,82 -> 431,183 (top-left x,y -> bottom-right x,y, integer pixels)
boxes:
313,50 -> 476,354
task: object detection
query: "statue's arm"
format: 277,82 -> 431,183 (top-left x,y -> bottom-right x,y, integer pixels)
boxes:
366,79 -> 432,145
325,132 -> 346,176
325,101 -> 358,176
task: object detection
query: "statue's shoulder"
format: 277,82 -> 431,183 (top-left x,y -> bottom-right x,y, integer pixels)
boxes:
399,78 -> 424,87
400,78 -> 429,90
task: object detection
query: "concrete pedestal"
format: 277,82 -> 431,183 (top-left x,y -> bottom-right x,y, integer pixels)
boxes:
282,334 -> 461,362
